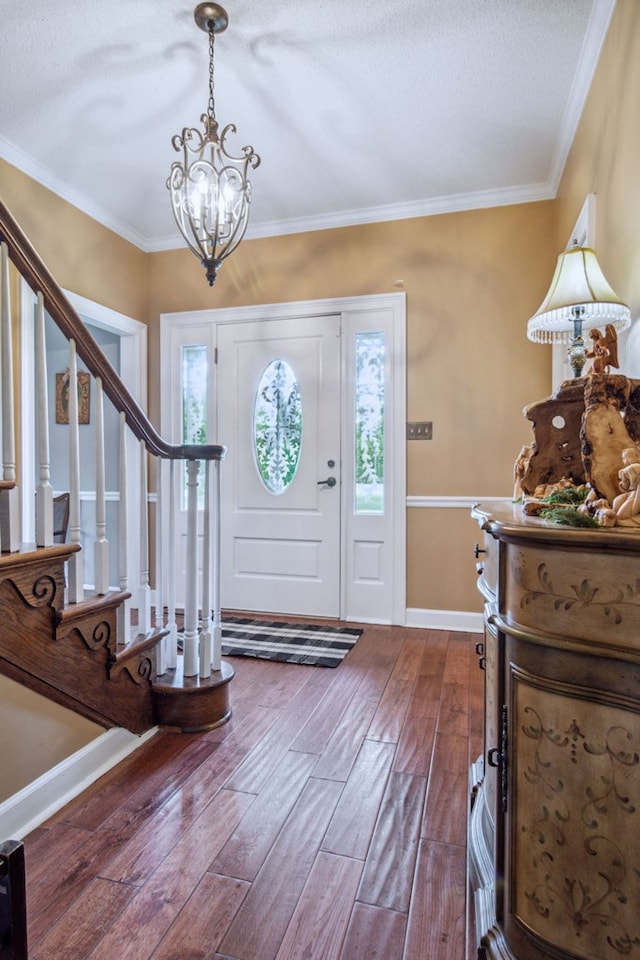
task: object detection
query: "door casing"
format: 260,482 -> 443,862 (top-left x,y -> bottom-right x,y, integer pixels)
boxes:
19,283 -> 147,590
161,292 -> 406,625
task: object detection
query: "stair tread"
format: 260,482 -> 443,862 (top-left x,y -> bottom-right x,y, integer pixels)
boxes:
59,589 -> 131,623
114,627 -> 169,663
0,542 -> 79,570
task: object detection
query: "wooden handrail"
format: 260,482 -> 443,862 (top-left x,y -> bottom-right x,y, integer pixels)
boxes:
0,198 -> 224,462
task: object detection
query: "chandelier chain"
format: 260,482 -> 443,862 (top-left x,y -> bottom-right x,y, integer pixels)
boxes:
208,25 -> 216,120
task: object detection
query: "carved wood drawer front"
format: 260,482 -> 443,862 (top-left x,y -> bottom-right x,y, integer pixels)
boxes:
504,541 -> 640,650
510,661 -> 640,960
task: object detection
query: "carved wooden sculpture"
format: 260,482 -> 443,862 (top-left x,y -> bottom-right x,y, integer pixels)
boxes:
517,374 -> 640,516
517,379 -> 586,496
581,374 -> 636,502
585,323 -> 619,374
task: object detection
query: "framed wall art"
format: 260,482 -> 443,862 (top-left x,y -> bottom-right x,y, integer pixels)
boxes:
55,370 -> 90,424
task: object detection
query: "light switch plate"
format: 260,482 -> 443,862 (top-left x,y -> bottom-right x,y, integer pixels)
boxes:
407,421 -> 433,440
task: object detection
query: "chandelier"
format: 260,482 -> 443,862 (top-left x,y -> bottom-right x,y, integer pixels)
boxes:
167,3 -> 260,286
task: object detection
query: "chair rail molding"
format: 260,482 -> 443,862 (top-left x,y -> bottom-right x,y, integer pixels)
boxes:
406,495 -> 512,508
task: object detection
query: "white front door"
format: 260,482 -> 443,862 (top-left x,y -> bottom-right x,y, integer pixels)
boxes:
217,315 -> 341,617
161,292 -> 406,626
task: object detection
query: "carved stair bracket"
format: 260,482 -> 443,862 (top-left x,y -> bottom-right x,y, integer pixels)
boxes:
0,546 -> 73,613
0,546 -> 233,735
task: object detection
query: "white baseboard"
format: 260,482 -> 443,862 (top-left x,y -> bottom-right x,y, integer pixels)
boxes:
0,726 -> 158,840
406,607 -> 483,633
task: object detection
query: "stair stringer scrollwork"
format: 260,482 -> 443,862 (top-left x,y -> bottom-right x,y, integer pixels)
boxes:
109,654 -> 154,687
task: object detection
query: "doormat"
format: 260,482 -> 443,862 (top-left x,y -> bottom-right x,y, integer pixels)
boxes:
221,617 -> 362,668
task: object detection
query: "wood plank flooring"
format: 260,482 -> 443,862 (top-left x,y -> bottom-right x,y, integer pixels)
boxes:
22,623 -> 484,960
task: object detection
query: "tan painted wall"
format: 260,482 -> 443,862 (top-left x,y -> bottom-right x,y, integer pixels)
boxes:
0,675 -> 103,801
2,137 -> 558,619
555,0 -> 640,336
0,160 -> 148,322
148,202 -> 555,613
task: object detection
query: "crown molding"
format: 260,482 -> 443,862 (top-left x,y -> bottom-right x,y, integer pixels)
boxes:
0,136 -> 556,254
0,134 -> 149,250
148,181 -> 555,252
2,0 -> 616,256
547,0 -> 617,194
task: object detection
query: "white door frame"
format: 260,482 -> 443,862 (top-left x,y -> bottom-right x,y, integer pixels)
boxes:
161,293 -> 406,626
19,283 -> 147,590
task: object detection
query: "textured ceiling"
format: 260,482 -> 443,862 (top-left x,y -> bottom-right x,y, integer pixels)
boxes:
0,0 -> 615,251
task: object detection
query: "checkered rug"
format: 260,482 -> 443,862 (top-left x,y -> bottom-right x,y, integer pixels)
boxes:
221,617 -> 362,668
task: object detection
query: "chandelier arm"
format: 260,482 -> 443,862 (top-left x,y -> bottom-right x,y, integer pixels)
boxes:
219,123 -> 261,169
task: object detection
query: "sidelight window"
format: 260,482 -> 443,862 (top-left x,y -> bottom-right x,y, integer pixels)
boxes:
181,344 -> 208,508
355,331 -> 384,514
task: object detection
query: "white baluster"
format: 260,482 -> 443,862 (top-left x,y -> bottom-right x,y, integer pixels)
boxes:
138,439 -> 151,634
199,460 -> 212,679
155,456 -> 166,675
212,459 -> 222,671
0,242 -> 20,552
117,413 -> 130,644
183,458 -> 200,677
94,378 -> 109,594
67,339 -> 83,601
35,291 -> 53,547
165,459 -> 178,670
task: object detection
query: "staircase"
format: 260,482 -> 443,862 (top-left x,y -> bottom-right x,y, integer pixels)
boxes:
0,199 -> 233,736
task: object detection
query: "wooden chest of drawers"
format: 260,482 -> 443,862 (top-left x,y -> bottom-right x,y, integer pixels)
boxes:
468,502 -> 640,960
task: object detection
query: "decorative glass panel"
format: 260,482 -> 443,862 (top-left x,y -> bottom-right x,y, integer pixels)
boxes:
355,332 -> 385,514
182,344 -> 208,509
254,359 -> 302,495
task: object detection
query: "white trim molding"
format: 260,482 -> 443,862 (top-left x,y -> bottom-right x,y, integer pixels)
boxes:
406,607 -> 483,634
0,726 -> 157,840
405,496 -> 504,634
406,495 -> 512,509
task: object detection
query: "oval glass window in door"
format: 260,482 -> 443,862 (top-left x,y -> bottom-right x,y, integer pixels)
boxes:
253,359 -> 303,494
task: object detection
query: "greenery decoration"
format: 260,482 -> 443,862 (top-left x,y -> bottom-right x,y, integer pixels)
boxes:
539,506 -> 600,528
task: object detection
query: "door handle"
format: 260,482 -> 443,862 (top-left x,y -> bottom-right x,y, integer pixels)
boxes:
317,476 -> 337,488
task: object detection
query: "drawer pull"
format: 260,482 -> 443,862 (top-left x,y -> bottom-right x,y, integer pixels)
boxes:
487,706 -> 509,811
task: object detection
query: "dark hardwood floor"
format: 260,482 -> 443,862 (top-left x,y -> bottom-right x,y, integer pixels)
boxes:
22,623 -> 484,960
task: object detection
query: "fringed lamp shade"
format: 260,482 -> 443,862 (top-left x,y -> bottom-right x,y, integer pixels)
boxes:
527,245 -> 630,378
